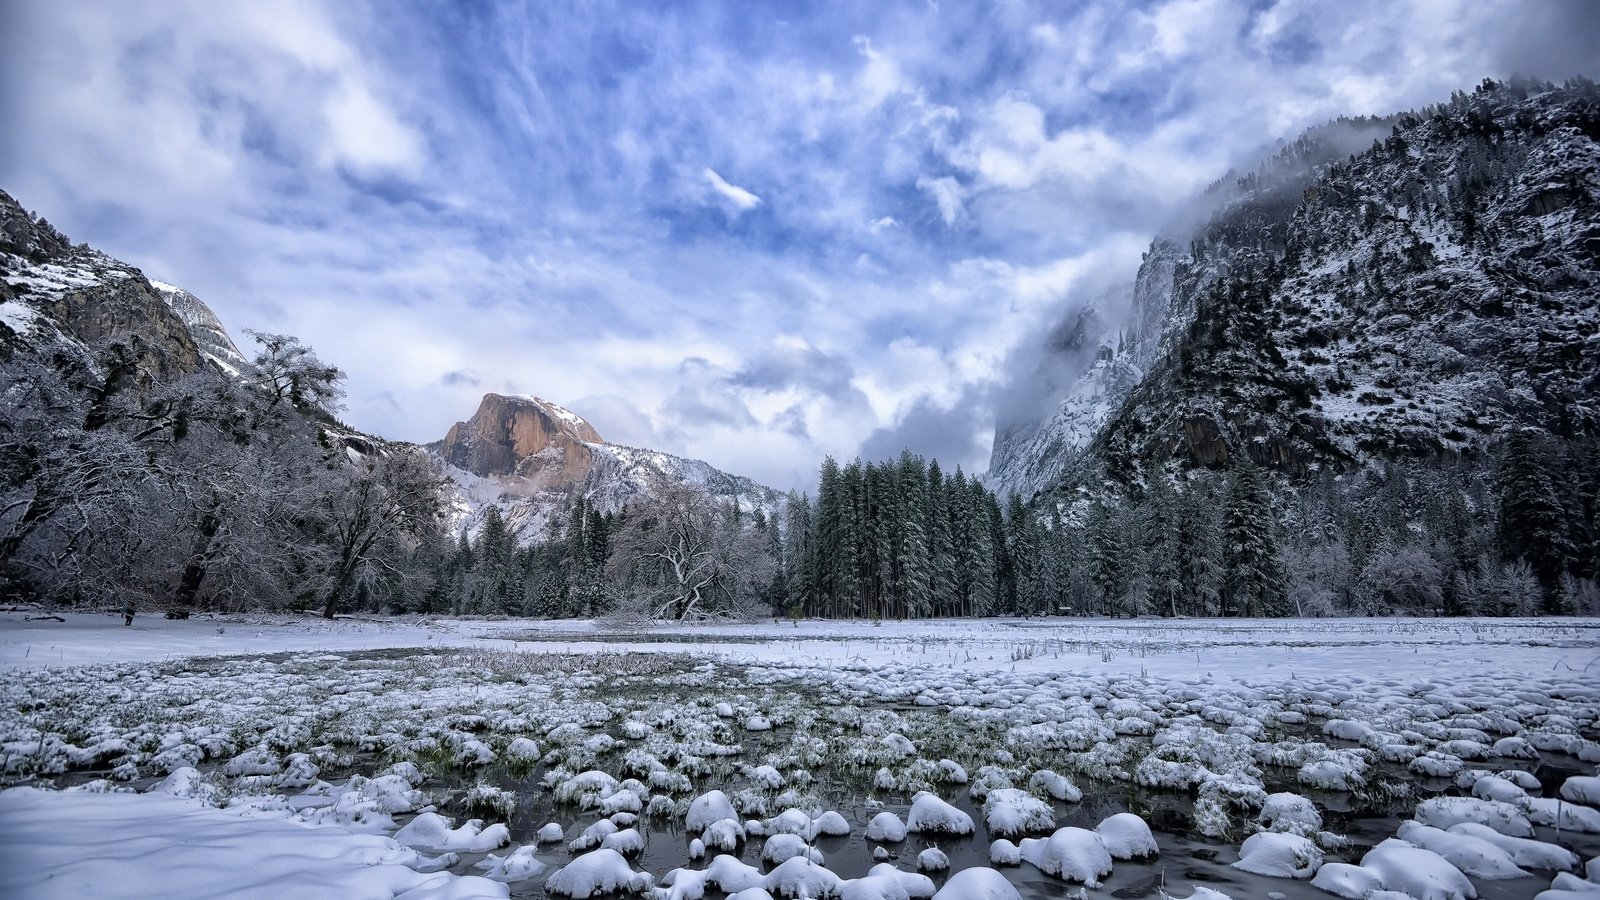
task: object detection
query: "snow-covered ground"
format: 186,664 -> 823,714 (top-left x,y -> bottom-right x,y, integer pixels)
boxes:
2,611 -> 1598,898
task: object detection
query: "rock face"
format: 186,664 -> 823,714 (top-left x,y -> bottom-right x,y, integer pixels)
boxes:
438,393 -> 603,487
432,393 -> 783,543
989,77 -> 1600,499
0,189 -> 214,381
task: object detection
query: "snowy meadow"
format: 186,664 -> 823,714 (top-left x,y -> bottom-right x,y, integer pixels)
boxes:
2,613 -> 1598,899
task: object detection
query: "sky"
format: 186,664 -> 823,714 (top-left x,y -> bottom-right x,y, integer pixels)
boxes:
2,0 -> 1597,492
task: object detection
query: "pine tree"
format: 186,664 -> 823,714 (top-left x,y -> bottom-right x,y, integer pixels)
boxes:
925,462 -> 958,617
1087,499 -> 1124,616
895,452 -> 932,617
782,491 -> 816,617
1498,429 -> 1575,613
1222,459 -> 1284,616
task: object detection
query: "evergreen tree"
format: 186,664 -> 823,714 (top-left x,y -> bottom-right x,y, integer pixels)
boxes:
1087,499 -> 1124,616
1498,428 -> 1575,612
1222,458 -> 1283,616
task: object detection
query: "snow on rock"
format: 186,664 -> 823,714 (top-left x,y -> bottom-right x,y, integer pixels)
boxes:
1257,792 -> 1322,836
1471,775 -> 1529,803
601,828 -> 646,855
841,864 -> 935,900
393,812 -> 511,853
917,847 -> 949,871
554,771 -> 621,809
1310,862 -> 1387,899
1028,770 -> 1082,802
1396,821 -> 1528,879
1018,826 -> 1114,885
1358,839 -> 1478,900
1446,823 -> 1579,871
570,820 -> 618,852
537,822 -> 566,843
990,838 -> 1022,865
476,845 -> 547,882
905,792 -> 974,835
687,790 -> 739,832
761,833 -> 821,865
1521,797 -> 1600,833
544,848 -> 652,897
983,788 -> 1056,837
813,811 -> 851,837
1561,776 -> 1600,807
1230,831 -> 1322,878
1414,796 -> 1535,836
936,760 -> 968,784
867,811 -> 907,842
763,857 -> 842,898
1095,812 -> 1158,860
704,818 -> 747,851
930,867 -> 1022,900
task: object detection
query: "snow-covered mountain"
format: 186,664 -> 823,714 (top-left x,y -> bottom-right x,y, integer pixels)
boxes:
431,392 -> 784,543
990,77 -> 1600,500
0,189 -> 226,381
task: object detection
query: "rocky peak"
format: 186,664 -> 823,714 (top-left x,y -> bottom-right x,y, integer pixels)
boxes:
436,393 -> 605,482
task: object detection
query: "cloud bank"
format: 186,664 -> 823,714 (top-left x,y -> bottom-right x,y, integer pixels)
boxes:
2,0 -> 1595,491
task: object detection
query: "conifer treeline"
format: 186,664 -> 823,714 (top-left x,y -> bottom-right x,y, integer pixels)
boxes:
427,429 -> 1598,620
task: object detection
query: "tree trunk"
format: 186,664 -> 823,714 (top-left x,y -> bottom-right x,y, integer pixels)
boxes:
171,509 -> 222,616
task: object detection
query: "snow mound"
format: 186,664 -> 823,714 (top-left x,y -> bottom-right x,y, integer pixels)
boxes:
1446,822 -> 1578,871
688,790 -> 739,831
476,845 -> 547,882
1096,812 -> 1157,860
1258,792 -> 1321,835
905,792 -> 974,835
917,847 -> 949,871
544,848 -> 652,897
1414,796 -> 1534,836
1028,770 -> 1081,802
1018,826 -> 1114,885
930,867 -> 1021,900
1396,821 -> 1527,879
867,811 -> 907,842
990,839 -> 1021,865
1561,776 -> 1600,807
983,788 -> 1055,836
1231,831 -> 1321,878
393,812 -> 510,852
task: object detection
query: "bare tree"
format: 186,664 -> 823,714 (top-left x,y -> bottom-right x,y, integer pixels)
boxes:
311,448 -> 448,618
607,475 -> 774,621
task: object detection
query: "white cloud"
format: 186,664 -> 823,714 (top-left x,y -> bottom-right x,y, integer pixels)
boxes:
915,176 -> 966,225
703,167 -> 762,211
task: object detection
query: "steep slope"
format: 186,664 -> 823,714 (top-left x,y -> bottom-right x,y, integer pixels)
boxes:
432,393 -> 784,543
992,77 -> 1600,498
0,189 -> 211,380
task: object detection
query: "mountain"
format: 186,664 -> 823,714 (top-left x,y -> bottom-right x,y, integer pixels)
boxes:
0,189 -> 221,380
990,77 -> 1600,500
431,392 -> 784,543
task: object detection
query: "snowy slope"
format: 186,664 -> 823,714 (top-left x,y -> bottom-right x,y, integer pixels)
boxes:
433,393 -> 784,543
989,78 -> 1600,498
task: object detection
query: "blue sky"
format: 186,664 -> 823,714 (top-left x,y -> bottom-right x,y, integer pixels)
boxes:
3,0 -> 1596,491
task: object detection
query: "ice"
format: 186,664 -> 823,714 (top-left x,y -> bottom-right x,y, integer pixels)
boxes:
1018,826 -> 1114,885
1095,812 -> 1157,860
930,867 -> 1022,899
905,791 -> 974,835
393,812 -> 511,852
982,788 -> 1055,836
1230,831 -> 1322,878
544,848 -> 652,896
